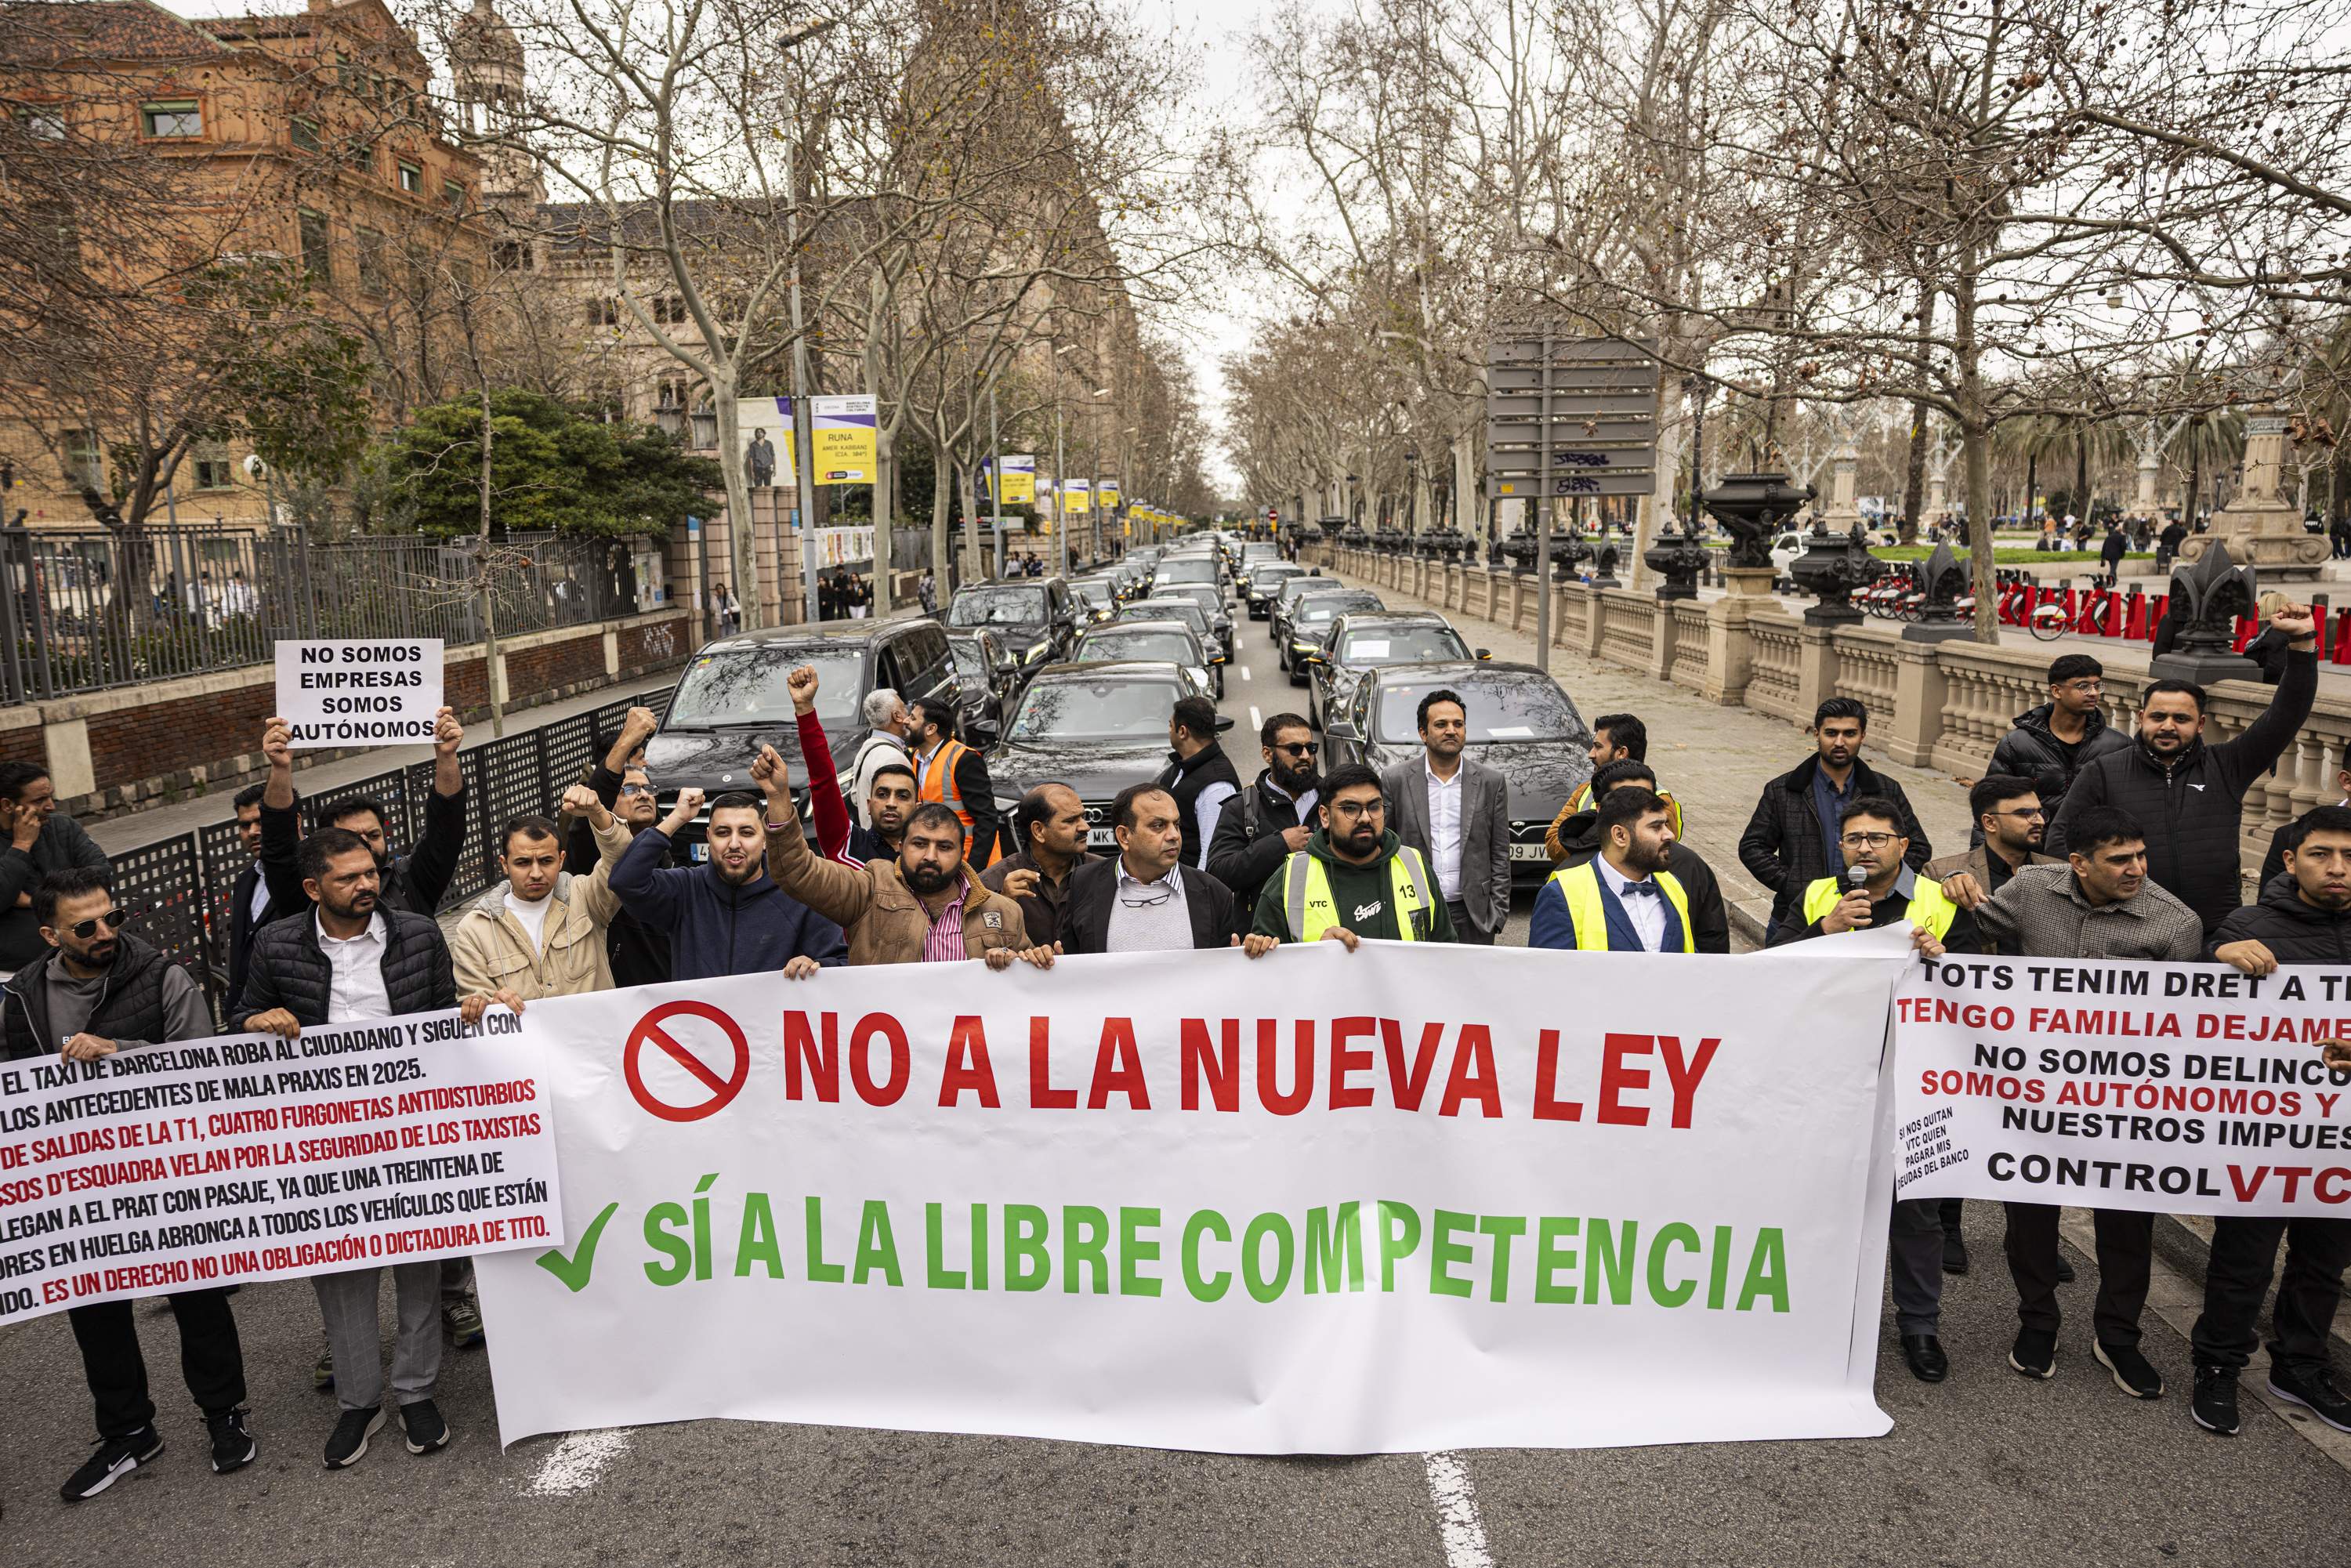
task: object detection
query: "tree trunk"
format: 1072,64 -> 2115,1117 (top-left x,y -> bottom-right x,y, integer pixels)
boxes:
2075,429 -> 2090,524
873,424 -> 897,616
958,462 -> 984,583
711,382 -> 760,631
930,457 -> 953,589
477,380 -> 505,737
1954,266 -> 1999,643
1900,410 -> 1929,546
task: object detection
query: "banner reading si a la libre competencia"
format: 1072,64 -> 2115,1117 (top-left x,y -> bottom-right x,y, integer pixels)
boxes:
1894,956 -> 2351,1216
475,936 -> 1916,1455
0,1010 -> 563,1325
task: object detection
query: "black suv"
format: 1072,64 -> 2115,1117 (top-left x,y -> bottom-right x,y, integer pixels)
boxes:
646,618 -> 958,858
946,579 -> 1080,678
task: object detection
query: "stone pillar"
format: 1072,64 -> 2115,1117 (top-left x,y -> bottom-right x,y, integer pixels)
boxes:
42,715 -> 94,799
2136,456 -> 2160,513
1649,596 -> 1675,682
1702,595 -> 1757,706
2180,407 -> 2328,578
1580,585 -> 1606,659
1820,441 -> 1861,531
1795,624 -> 1840,718
1882,641 -> 1951,767
602,628 -> 621,677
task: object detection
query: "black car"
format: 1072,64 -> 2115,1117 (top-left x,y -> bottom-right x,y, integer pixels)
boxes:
1302,610 -> 1483,728
1241,561 -> 1306,618
947,628 -> 1023,737
946,579 -> 1081,675
1152,556 -> 1223,599
1282,589 -> 1384,680
1148,581 -> 1234,647
1269,574 -> 1349,650
1067,577 -> 1121,625
1319,661 -> 1593,882
987,661 -> 1226,854
647,618 -> 960,858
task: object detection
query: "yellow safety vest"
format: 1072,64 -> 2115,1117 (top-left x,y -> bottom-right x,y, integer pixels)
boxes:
1799,874 -> 1957,938
1563,783 -> 1684,841
1282,846 -> 1436,942
1547,860 -> 1694,952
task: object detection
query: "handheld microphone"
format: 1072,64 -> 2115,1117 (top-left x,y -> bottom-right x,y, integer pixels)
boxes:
1846,864 -> 1870,895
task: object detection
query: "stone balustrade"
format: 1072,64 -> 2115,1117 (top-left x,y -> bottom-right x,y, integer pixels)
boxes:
1317,545 -> 2345,894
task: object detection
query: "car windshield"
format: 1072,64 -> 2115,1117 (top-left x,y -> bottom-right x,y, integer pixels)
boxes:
948,586 -> 1049,627
1249,567 -> 1302,589
948,640 -> 990,679
1161,587 -> 1220,613
1072,582 -> 1114,606
1297,597 -> 1374,629
667,648 -> 864,729
1374,677 -> 1585,744
1336,625 -> 1469,664
1012,677 -> 1185,740
1280,579 -> 1338,605
1157,560 -> 1217,583
1132,601 -> 1209,634
1074,628 -> 1197,664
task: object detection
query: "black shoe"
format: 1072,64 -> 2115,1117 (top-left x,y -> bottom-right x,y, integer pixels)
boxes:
2095,1341 -> 2164,1399
2192,1365 -> 2241,1436
205,1407 -> 257,1474
2009,1327 -> 2058,1380
1900,1333 -> 1950,1382
2268,1363 -> 2351,1433
1941,1233 -> 1969,1276
400,1398 -> 450,1454
60,1426 -> 163,1501
2055,1255 -> 2077,1284
324,1406 -> 385,1469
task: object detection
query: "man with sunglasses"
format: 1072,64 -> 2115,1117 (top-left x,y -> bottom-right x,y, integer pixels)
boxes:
1206,712 -> 1320,936
5,867 -> 254,1498
561,705 -> 671,988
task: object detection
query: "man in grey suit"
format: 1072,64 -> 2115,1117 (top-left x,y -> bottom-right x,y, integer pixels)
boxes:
1379,687 -> 1511,944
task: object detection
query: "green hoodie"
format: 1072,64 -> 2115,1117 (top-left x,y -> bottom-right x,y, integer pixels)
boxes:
1249,827 -> 1458,943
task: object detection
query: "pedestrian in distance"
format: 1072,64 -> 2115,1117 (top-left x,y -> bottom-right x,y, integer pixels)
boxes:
1380,688 -> 1510,945
1528,787 -> 1697,952
1965,806 -> 2200,1396
755,742 -> 1041,967
1156,695 -> 1240,871
449,791 -> 635,1003
1057,783 -> 1238,954
2045,599 -> 2317,934
1204,712 -> 1320,938
0,759 -> 111,972
2192,803 -> 2351,1438
608,784 -> 847,982
233,827 -> 516,1470
559,705 -> 672,989
1987,656 -> 2132,821
1549,759 -> 1729,951
2099,521 -> 2128,588
1249,764 -> 1455,947
1739,697 -> 1933,935
5,867 -> 255,1501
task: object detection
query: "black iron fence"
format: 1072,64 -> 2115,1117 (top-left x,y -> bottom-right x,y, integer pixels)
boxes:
113,683 -> 677,1030
0,525 -> 663,704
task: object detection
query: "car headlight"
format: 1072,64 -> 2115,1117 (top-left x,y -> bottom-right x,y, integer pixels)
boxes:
1024,641 -> 1049,661
1292,639 -> 1317,654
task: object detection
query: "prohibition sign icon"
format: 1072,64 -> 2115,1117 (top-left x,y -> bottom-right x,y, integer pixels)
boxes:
623,1001 -> 751,1122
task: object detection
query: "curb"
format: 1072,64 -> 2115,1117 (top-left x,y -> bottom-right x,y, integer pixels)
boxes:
2146,1212 -> 2351,1360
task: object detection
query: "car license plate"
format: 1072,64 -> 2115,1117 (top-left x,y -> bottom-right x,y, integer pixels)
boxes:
1087,827 -> 1116,848
689,841 -> 709,863
1509,842 -> 1547,861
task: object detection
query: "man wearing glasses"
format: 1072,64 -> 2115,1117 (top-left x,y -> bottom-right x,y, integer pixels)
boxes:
1251,766 -> 1455,947
6,867 -> 254,1499
1988,655 -> 2129,818
1206,713 -> 1320,937
1927,776 -> 2062,944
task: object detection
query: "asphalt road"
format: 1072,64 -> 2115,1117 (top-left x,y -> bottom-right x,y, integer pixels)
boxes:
5,586 -> 2349,1563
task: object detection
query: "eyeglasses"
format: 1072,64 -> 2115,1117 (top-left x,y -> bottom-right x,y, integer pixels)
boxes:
1838,831 -> 1900,850
1117,879 -> 1176,909
67,908 -> 127,940
1329,798 -> 1384,820
618,782 -> 655,797
1274,742 -> 1319,757
1994,807 -> 2045,821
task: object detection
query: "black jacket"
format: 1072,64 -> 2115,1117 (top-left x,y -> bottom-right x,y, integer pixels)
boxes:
262,784 -> 468,918
225,831 -> 309,1018
0,814 -> 110,969
1738,756 -> 1932,929
2208,874 -> 2351,965
1057,858 -> 1234,953
1988,702 -> 2132,813
2048,650 -> 2317,932
1550,807 -> 1732,953
1157,745 -> 1242,870
3,934 -> 184,1059
231,907 -> 456,1029
1204,772 -> 1318,936
563,761 -> 672,989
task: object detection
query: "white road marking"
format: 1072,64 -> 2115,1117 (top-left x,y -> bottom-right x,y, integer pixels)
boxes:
1248,705 -> 1262,731
1240,665 -> 1252,681
1423,1450 -> 1495,1568
528,1429 -> 632,1495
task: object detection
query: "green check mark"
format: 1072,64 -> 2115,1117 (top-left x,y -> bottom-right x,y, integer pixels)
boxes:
536,1201 -> 621,1293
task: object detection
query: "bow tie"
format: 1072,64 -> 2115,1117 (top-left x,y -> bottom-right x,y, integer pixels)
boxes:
1618,880 -> 1661,897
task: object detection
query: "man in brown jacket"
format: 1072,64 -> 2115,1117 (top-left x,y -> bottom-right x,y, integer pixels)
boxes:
753,743 -> 1041,967
450,785 -> 635,1001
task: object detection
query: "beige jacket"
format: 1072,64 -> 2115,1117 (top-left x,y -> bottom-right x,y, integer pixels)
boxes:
450,817 -> 632,999
763,796 -> 1028,965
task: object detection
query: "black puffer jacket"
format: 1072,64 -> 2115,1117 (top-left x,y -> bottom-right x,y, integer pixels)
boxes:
1988,702 -> 2132,810
2,934 -> 178,1060
260,786 -> 467,918
1738,756 -> 1933,930
2208,872 -> 2351,965
1205,772 -> 1318,936
1551,807 -> 1733,954
2047,650 -> 2316,933
232,907 -> 456,1028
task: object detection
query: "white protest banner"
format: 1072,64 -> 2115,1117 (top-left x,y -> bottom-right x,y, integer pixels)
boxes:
476,936 -> 1913,1454
273,639 -> 444,749
0,1009 -> 563,1325
1893,956 -> 2351,1217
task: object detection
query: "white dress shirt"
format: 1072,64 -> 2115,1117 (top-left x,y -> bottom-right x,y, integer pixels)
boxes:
1598,856 -> 1669,953
248,865 -> 272,925
1425,759 -> 1465,901
318,911 -> 393,1023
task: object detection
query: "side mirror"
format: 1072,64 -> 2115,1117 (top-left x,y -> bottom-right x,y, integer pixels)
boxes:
1214,714 -> 1235,733
1304,652 -> 1324,665
1475,647 -> 1492,660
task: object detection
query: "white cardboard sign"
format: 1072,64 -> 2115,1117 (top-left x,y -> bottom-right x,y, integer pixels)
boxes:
274,639 -> 444,749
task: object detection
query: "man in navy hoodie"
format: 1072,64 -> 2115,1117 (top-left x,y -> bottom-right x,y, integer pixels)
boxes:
611,786 -> 847,979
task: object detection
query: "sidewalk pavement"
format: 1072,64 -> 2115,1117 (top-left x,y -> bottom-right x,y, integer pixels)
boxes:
87,667 -> 686,856
1320,567 -> 1980,943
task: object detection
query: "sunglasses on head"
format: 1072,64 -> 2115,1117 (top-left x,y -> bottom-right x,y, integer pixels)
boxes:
64,909 -> 127,940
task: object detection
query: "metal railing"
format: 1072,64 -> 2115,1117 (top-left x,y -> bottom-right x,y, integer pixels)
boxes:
114,683 -> 677,1031
0,525 -> 663,703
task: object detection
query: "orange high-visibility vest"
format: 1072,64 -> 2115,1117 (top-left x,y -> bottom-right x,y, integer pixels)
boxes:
918,738 -> 999,866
